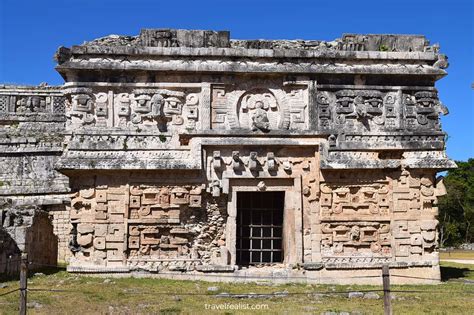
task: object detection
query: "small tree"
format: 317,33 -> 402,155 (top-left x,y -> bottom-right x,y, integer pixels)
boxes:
438,159 -> 474,247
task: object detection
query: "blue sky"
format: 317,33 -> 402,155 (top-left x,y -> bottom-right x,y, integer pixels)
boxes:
0,0 -> 472,161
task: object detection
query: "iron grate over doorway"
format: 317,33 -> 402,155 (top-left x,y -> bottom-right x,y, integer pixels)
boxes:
236,191 -> 284,265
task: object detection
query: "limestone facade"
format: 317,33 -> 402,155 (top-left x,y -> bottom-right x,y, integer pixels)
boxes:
0,29 -> 455,283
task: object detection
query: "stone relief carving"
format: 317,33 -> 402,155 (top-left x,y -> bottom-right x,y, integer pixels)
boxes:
392,168 -> 444,214
206,147 -> 319,197
393,219 -> 438,258
318,168 -> 444,265
130,89 -> 187,129
317,89 -> 446,133
211,85 -> 227,127
318,90 -> 385,131
250,102 -> 271,131
321,221 -> 391,257
211,85 -> 306,131
17,96 -> 47,113
238,89 -> 280,131
402,91 -> 447,130
287,88 -> 308,129
67,91 -> 95,127
0,95 -> 8,113
319,182 -> 390,218
69,182 -> 229,271
64,89 -> 199,130
0,93 -> 65,114
138,29 -> 229,48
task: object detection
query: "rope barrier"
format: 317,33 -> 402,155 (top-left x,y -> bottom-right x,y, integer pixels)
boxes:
24,287 -> 474,296
0,288 -> 20,297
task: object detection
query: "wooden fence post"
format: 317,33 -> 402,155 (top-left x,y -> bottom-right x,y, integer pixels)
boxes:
382,264 -> 392,315
19,253 -> 28,315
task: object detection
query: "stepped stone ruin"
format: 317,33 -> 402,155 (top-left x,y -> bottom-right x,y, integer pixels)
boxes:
0,29 -> 456,283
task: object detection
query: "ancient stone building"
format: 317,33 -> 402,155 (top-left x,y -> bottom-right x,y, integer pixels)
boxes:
0,29 -> 455,283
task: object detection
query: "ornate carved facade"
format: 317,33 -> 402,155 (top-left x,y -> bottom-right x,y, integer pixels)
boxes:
0,29 -> 455,283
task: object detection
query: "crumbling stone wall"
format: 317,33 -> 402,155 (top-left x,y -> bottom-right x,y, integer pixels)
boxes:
0,228 -> 21,276
0,204 -> 57,275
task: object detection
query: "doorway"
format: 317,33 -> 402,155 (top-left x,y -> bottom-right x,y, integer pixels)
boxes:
236,191 -> 284,265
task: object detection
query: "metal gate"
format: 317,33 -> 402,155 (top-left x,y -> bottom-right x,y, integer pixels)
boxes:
236,191 -> 284,265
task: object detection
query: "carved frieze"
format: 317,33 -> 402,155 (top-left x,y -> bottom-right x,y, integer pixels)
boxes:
67,90 -> 95,127
316,88 -> 446,133
393,219 -> 438,258
64,88 -> 200,130
392,168 -> 442,214
0,91 -> 65,115
318,168 -> 444,265
208,147 -> 317,178
402,91 -> 447,131
211,84 -> 307,131
319,182 -> 391,219
317,89 -> 385,131
130,89 -> 185,128
69,183 -> 204,268
320,221 -> 391,257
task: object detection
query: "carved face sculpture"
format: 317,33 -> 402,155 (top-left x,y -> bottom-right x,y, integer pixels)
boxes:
416,92 -> 436,108
350,226 -> 360,241
134,95 -> 152,113
336,97 -> 354,114
73,94 -> 93,112
414,91 -> 439,125
163,97 -> 182,116
29,96 -> 43,111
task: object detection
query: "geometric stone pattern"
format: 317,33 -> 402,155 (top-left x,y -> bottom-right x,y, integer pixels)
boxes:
315,168 -> 445,269
67,176 -> 225,272
0,29 -> 455,283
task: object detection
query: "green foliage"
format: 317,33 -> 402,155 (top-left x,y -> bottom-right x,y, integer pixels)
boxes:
379,44 -> 389,51
438,159 -> 474,246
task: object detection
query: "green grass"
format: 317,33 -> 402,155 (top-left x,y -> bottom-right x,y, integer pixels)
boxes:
0,262 -> 473,314
440,250 -> 474,260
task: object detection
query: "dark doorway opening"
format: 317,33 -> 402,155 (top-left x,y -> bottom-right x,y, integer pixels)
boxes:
236,191 -> 284,265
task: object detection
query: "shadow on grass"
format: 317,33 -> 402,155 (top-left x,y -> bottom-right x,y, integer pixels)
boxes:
440,265 -> 471,281
0,266 -> 65,283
